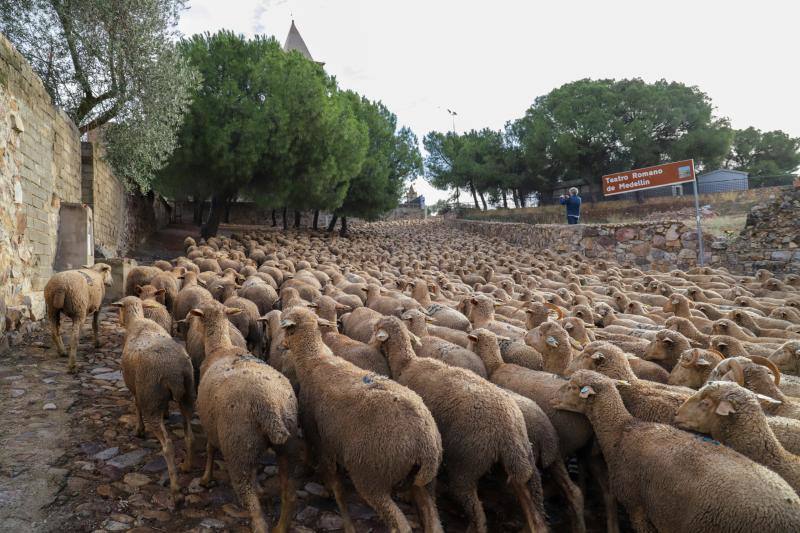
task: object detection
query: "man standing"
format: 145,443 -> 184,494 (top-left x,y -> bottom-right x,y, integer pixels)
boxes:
559,187 -> 582,224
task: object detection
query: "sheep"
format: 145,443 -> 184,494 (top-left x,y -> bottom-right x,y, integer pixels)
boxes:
44,263 -> 113,373
525,321 -> 579,375
770,341 -> 800,376
239,280 -> 279,316
402,309 -> 487,377
183,312 -> 247,386
364,283 -> 405,316
564,341 -> 692,425
371,315 -> 547,533
667,348 -> 725,389
729,308 -> 800,332
496,336 -> 544,371
112,296 -> 194,502
642,329 -> 693,371
190,300 -> 298,533
313,295 -> 390,375
665,316 -> 711,347
124,265 -> 162,297
174,271 -> 214,335
340,305 -> 385,343
675,380 -> 800,493
223,295 -> 264,356
710,357 -> 800,420
423,302 -> 472,332
469,328 -> 585,533
280,307 -> 444,533
148,268 -> 183,315
712,318 -> 787,345
469,293 -> 526,339
134,284 -> 173,334
710,333 -> 775,358
553,370 -> 800,532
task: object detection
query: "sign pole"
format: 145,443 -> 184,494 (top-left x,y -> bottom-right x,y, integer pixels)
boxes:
692,177 -> 705,266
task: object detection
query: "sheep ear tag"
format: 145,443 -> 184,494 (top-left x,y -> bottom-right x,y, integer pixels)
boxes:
280,319 -> 296,329
579,386 -> 595,398
715,400 -> 736,416
546,336 -> 560,348
375,329 -> 389,341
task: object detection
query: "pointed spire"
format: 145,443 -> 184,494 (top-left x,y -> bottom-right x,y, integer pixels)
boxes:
283,20 -> 314,61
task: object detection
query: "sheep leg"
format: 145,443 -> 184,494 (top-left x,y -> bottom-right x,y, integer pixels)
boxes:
449,481 -> 487,533
133,405 -> 145,438
68,315 -> 85,373
179,403 -> 194,472
356,487 -> 412,533
589,455 -> 619,533
149,416 -> 181,498
92,310 -> 101,348
49,309 -> 66,356
321,463 -> 356,533
510,478 -> 548,533
273,449 -> 296,533
547,459 -> 586,533
229,466 -> 268,533
411,482 -> 444,533
200,441 -> 215,487
628,507 -> 656,533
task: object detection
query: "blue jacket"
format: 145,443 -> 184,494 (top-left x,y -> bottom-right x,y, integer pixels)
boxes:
560,195 -> 582,217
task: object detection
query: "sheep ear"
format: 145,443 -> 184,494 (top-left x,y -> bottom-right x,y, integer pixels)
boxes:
306,302 -> 318,309
715,400 -> 736,416
110,301 -> 124,308
579,385 -> 596,398
81,264 -> 92,269
134,285 -> 143,294
279,318 -> 296,329
671,297 -> 679,304
569,337 -> 584,350
467,334 -> 478,342
424,316 -> 434,323
564,322 -> 574,330
696,359 -> 712,367
614,380 -> 631,388
316,318 -> 336,328
591,352 -> 605,362
408,332 -> 422,345
335,303 -> 351,312
155,289 -> 166,296
374,329 -> 389,341
225,307 -> 242,316
189,309 -> 204,317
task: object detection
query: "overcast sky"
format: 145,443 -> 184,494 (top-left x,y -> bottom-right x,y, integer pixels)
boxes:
178,0 -> 799,203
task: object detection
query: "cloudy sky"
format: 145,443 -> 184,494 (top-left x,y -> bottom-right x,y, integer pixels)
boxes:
178,0 -> 799,203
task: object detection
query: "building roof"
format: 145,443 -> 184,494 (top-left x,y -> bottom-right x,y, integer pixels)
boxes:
698,169 -> 749,180
283,21 -> 314,60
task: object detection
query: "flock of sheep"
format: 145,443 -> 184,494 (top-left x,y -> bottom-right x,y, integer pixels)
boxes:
42,220 -> 800,532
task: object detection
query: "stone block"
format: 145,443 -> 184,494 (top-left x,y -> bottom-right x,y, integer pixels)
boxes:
22,291 -> 46,320
97,258 -> 137,302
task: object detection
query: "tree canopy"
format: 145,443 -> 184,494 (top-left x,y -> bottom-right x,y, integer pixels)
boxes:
424,78 -> 798,208
0,0 -> 198,191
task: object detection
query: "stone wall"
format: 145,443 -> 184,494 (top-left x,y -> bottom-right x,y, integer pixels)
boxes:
1,34 -> 82,307
712,186 -> 800,274
446,219 -> 715,271
81,140 -> 126,257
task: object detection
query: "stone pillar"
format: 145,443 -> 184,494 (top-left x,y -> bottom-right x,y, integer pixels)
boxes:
96,257 -> 137,303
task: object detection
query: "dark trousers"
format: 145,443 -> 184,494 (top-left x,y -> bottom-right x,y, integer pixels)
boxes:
567,215 -> 579,225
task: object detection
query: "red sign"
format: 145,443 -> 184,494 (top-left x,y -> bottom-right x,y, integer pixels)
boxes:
602,160 -> 695,196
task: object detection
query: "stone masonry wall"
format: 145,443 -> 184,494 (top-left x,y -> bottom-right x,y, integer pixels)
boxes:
446,219 -> 715,271
1,34 -> 81,306
82,140 -> 126,257
711,186 -> 800,274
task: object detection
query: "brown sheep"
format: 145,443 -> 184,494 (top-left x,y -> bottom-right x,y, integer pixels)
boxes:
183,312 -> 247,386
402,309 -> 487,377
710,357 -> 800,420
174,271 -> 214,335
676,381 -> 800,493
191,300 -> 298,533
340,306 -> 385,344
134,284 -> 173,334
770,341 -> 800,376
553,370 -> 800,532
525,321 -> 579,375
45,263 -> 113,373
112,296 -> 194,502
642,329 -> 693,371
223,295 -> 265,357
124,265 -> 162,297
371,316 -> 547,533
280,307 -> 444,533
667,348 -> 725,389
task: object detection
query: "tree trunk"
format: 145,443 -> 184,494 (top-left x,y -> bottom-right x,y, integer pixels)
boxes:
223,199 -> 231,223
502,191 -> 509,209
192,201 -> 202,225
479,190 -> 488,211
327,214 -> 338,232
512,189 -> 520,208
518,190 -> 527,208
339,216 -> 348,237
282,206 -> 288,230
312,210 -> 319,230
469,180 -> 480,209
201,193 -> 227,239
271,209 -> 277,227
293,210 -> 302,228
454,187 -> 460,208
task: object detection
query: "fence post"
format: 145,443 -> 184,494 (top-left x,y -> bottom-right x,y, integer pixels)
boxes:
692,179 -> 705,266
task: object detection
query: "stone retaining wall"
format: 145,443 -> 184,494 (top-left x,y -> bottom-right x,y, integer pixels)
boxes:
446,219 -> 715,271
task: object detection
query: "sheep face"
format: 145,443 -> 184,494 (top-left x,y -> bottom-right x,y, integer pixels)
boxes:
769,342 -> 800,375
110,295 -> 144,328
667,349 -> 720,389
552,370 -> 625,414
89,263 -> 113,286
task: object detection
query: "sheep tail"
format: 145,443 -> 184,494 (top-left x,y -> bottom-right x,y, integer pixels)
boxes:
501,437 -> 536,484
51,287 -> 66,310
257,403 -> 292,446
413,445 -> 443,487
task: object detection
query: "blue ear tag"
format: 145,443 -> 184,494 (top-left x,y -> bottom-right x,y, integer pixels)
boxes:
363,375 -> 374,385
580,386 -> 590,394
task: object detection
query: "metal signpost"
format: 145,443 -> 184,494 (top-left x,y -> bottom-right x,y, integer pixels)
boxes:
602,159 -> 705,265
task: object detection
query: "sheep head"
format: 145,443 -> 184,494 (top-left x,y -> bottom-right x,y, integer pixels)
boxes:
565,341 -> 635,380
769,341 -> 800,376
552,370 -> 629,415
667,348 -> 723,389
675,381 -> 780,435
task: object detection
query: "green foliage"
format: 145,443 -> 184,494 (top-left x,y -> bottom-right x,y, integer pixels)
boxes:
334,93 -> 422,220
726,127 -> 800,176
1,0 -> 198,191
